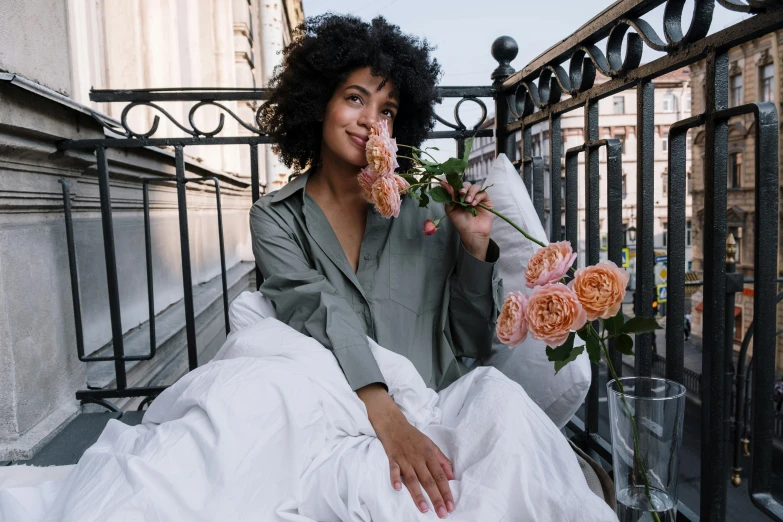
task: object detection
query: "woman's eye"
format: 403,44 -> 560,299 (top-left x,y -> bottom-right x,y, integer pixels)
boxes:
348,94 -> 362,103
382,109 -> 395,118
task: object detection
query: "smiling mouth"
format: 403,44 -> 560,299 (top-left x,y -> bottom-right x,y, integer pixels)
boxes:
348,132 -> 368,148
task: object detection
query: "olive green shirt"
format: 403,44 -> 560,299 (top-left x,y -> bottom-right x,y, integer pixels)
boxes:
249,171 -> 503,391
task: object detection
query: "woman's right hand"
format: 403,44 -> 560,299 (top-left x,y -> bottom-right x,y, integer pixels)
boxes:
357,384 -> 455,519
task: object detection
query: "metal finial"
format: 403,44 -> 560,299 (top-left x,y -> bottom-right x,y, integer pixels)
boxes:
726,233 -> 737,263
742,437 -> 750,457
491,36 -> 518,83
731,471 -> 742,488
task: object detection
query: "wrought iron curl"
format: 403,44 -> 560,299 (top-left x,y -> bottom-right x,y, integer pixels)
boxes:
188,100 -> 264,137
433,96 -> 489,132
502,0 -> 775,115
120,101 -> 198,139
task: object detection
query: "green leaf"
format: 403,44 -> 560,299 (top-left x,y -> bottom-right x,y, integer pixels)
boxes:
408,189 -> 421,201
622,316 -> 662,334
585,333 -> 601,364
418,192 -> 430,208
554,346 -> 584,373
445,172 -> 464,195
546,332 -> 576,362
462,137 -> 475,163
426,146 -> 440,151
576,324 -> 590,341
468,206 -> 478,217
440,157 -> 468,176
603,309 -> 625,335
400,173 -> 417,185
614,333 -> 635,356
428,186 -> 451,204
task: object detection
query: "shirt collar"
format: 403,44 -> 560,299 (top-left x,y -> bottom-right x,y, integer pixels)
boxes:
271,169 -> 311,203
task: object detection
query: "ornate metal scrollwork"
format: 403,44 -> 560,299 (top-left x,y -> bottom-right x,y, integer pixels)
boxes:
506,0 -> 774,116
434,96 -> 489,133
118,99 -> 266,140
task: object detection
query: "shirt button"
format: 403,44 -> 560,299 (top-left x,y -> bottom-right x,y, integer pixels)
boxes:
364,254 -> 371,260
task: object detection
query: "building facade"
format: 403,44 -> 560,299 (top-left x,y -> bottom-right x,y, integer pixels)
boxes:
467,68 -> 693,297
689,31 -> 783,370
0,0 -> 302,459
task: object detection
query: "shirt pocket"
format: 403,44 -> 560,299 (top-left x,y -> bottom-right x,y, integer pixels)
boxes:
389,236 -> 449,316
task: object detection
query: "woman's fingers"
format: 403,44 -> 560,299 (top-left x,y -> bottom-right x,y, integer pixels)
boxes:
389,459 -> 402,491
435,446 -> 455,481
415,461 -> 449,519
427,456 -> 455,516
400,464 -> 430,514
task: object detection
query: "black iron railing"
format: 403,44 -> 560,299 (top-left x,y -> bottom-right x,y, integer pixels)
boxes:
51,1 -> 783,520
489,1 -> 783,521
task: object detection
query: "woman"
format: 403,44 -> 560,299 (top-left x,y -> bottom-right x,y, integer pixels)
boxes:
252,14 -> 502,520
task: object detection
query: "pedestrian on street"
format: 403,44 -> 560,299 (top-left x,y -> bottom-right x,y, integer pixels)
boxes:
684,313 -> 691,341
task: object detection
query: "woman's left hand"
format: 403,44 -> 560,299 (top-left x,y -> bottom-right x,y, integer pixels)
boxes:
439,181 -> 494,260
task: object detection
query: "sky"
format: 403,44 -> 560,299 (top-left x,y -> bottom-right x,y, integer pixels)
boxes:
301,0 -> 750,159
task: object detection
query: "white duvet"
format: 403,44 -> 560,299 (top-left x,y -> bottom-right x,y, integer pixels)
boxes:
0,299 -> 617,521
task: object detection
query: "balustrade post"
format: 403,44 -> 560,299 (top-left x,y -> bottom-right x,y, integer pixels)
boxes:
491,36 -> 518,161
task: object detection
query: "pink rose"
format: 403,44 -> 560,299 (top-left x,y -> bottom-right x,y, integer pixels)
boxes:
392,173 -> 410,195
526,283 -> 587,346
371,176 -> 402,218
496,291 -> 529,348
423,219 -> 438,236
358,166 -> 378,202
366,120 -> 399,176
568,260 -> 631,321
525,241 -> 577,288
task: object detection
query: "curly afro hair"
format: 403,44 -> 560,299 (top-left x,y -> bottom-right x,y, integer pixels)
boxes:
258,14 -> 442,173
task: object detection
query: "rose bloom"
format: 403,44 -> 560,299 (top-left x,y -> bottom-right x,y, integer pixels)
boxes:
366,120 -> 399,176
525,241 -> 577,288
423,219 -> 438,236
371,176 -> 402,218
526,283 -> 587,346
358,166 -> 378,202
568,260 -> 630,321
496,291 -> 529,348
392,173 -> 410,195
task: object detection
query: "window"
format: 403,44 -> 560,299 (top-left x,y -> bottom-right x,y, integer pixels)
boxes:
686,134 -> 692,153
728,226 -> 743,263
686,220 -> 692,246
731,74 -> 743,107
662,222 -> 668,247
662,132 -> 669,152
622,173 -> 627,200
684,93 -> 692,112
613,96 -> 625,114
760,64 -> 774,103
662,94 -> 676,112
729,152 -> 743,188
734,307 -> 743,342
686,172 -> 692,194
662,172 -> 668,196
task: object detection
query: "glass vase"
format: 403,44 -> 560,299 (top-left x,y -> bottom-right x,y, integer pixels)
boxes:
608,377 -> 686,522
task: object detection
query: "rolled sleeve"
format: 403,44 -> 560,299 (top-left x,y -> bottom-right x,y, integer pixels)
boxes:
250,202 -> 386,391
448,238 -> 503,360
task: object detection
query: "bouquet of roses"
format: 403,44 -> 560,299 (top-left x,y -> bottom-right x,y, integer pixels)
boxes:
361,120 -> 663,520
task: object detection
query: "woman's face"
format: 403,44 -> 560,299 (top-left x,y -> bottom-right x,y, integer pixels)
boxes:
321,67 -> 398,169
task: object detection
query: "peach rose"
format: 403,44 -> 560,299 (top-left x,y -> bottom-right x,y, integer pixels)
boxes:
526,283 -> 587,346
525,241 -> 577,288
568,260 -> 630,321
366,120 -> 399,176
392,173 -> 410,195
496,291 -> 529,348
423,219 -> 438,236
371,176 -> 402,218
358,166 -> 378,202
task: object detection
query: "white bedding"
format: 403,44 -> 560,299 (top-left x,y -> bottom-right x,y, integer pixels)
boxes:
0,314 -> 616,521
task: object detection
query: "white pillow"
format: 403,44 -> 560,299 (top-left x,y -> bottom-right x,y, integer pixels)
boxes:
481,154 -> 591,429
228,290 -> 277,332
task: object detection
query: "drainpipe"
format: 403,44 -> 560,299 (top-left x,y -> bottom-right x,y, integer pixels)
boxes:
259,1 -> 287,188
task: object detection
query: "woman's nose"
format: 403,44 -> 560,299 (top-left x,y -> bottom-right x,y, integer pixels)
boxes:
357,109 -> 377,129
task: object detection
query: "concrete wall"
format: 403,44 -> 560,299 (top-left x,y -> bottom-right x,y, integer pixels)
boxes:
0,0 -> 73,95
0,80 -> 252,452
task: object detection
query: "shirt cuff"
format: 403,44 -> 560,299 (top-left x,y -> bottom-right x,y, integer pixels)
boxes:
455,238 -> 500,296
334,343 -> 388,392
